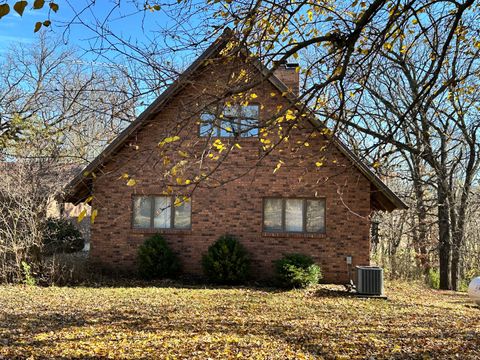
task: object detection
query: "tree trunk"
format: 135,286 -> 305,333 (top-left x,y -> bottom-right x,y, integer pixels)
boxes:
437,182 -> 451,290
408,152 -> 431,278
451,245 -> 460,290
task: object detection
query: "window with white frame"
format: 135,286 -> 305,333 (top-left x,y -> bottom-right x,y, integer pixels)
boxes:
263,198 -> 326,233
132,196 -> 191,229
200,104 -> 259,137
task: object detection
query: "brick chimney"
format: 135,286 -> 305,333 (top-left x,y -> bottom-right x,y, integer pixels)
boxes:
273,61 -> 299,95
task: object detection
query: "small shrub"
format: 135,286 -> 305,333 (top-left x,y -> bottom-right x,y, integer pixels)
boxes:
274,253 -> 322,288
43,218 -> 84,255
427,268 -> 440,289
137,234 -> 180,279
21,261 -> 36,286
202,234 -> 250,284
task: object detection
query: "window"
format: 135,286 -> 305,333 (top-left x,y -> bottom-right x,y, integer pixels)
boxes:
200,104 -> 259,137
133,196 -> 191,230
263,198 -> 325,233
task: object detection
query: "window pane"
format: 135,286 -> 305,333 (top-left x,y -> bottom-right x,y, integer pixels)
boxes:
133,196 -> 151,229
285,199 -> 303,232
241,105 -> 259,137
224,105 -> 259,137
241,118 -> 259,137
306,199 -> 325,233
174,197 -> 191,229
219,120 -> 235,137
223,106 -> 237,118
263,198 -> 283,231
242,105 -> 259,119
154,196 -> 172,228
200,113 -> 216,137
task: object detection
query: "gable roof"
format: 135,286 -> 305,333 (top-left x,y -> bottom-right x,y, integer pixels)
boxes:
64,29 -> 407,212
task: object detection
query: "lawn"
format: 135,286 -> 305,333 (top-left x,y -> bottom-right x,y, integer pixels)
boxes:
0,281 -> 478,359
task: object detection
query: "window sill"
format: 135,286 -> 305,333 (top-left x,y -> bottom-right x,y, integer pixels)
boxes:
131,228 -> 192,235
262,232 -> 327,238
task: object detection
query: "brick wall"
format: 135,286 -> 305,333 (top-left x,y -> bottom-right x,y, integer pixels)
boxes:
89,58 -> 372,284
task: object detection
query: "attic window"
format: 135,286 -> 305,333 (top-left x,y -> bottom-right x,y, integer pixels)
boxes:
200,104 -> 259,138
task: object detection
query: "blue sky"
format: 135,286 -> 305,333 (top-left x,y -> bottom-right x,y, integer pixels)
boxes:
0,1 -> 178,54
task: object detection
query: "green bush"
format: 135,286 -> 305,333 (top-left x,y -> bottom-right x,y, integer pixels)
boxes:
274,253 -> 322,288
137,234 -> 180,279
427,268 -> 440,289
21,261 -> 36,286
43,218 -> 84,255
202,234 -> 250,284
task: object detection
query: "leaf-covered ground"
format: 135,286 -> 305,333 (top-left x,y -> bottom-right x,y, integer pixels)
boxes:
0,281 -> 478,359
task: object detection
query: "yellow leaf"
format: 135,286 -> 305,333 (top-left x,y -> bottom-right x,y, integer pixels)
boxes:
250,93 -> 258,99
90,209 -> 98,224
273,160 -> 284,174
158,135 -> 180,147
185,179 -> 191,185
234,143 -> 242,149
77,209 -> 87,223
315,162 -> 323,167
285,110 -> 296,121
270,92 -> 276,97
85,196 -> 94,204
126,178 -> 136,186
307,9 -> 313,21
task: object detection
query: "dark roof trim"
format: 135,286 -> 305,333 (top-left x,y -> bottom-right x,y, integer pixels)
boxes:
65,29 -> 407,211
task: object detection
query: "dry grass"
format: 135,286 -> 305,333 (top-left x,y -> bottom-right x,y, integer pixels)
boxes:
0,281 -> 478,359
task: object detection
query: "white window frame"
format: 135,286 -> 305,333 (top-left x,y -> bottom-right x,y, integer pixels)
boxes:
132,195 -> 192,230
262,197 -> 326,234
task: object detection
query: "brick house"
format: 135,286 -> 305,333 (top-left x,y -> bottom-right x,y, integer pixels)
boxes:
65,31 -> 406,283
